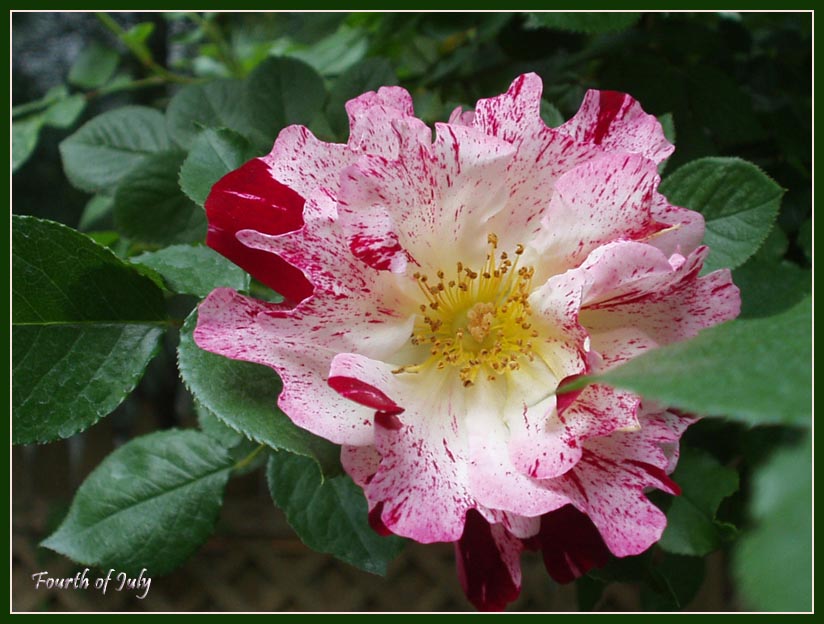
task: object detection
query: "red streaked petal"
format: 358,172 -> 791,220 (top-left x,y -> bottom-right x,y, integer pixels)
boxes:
261,124 -> 353,197
205,158 -> 305,237
205,158 -> 312,304
509,383 -> 641,481
575,242 -> 741,367
554,408 -> 689,557
368,501 -> 394,536
533,505 -> 611,584
341,444 -> 380,487
329,354 -> 474,543
560,89 -> 675,165
532,152 -> 669,277
455,510 -> 523,612
194,288 -> 385,446
327,375 -> 403,414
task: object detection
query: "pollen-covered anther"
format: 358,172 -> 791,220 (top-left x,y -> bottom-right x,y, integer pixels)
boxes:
467,302 -> 495,342
398,234 -> 538,385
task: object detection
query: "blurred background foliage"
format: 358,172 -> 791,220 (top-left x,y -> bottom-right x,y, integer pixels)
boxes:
12,11 -> 811,612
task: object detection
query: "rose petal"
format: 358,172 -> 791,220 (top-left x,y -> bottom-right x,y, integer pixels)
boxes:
341,444 -> 381,488
508,383 -> 641,480
345,86 -> 431,158
205,158 -> 312,305
455,510 -> 523,611
474,74 -> 604,251
559,89 -> 675,165
194,288 -> 411,446
236,187 -> 407,304
555,410 -> 687,557
465,378 -> 571,517
261,124 -> 353,197
473,73 -> 545,143
532,504 -> 611,584
574,242 -> 741,366
647,194 -> 706,257
475,507 -> 540,540
532,152 -> 668,278
329,353 -> 474,542
337,123 -> 515,273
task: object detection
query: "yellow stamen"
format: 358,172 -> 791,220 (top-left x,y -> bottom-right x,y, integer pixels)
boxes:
394,234 -> 537,386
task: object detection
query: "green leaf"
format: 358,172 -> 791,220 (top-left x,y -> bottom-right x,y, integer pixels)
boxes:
60,106 -> 171,193
797,217 -> 812,263
266,452 -> 405,575
753,224 -> 789,260
177,310 -> 340,474
540,100 -> 565,128
584,549 -> 704,611
179,128 -> 257,206
657,112 -> 675,173
196,400 -> 265,474
525,12 -> 641,34
68,41 -> 120,89
576,575 -> 606,611
659,158 -> 784,273
42,94 -> 87,129
12,116 -> 43,173
734,435 -> 812,611
122,21 -> 155,47
113,150 -> 207,246
658,112 -> 676,145
86,230 -> 120,249
640,554 -> 705,611
41,429 -> 233,576
196,401 -> 244,448
289,25 -> 369,76
242,57 -> 326,147
326,58 -> 398,139
131,244 -> 249,298
733,256 -> 810,319
12,216 -> 167,444
586,296 -> 811,427
412,91 -> 446,125
659,449 -> 738,556
78,194 -> 114,231
13,84 -> 67,117
165,79 -> 252,150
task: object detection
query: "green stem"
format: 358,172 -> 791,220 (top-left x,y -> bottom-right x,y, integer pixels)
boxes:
14,75 -> 206,121
96,12 -> 195,84
85,75 -> 166,98
12,97 -> 55,118
187,12 -> 244,77
233,444 -> 266,472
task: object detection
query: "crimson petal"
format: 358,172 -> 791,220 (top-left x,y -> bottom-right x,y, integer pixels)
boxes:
205,158 -> 312,305
455,510 -> 522,612
532,505 -> 611,585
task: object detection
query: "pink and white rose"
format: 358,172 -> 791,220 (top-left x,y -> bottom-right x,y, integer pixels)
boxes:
194,73 -> 740,610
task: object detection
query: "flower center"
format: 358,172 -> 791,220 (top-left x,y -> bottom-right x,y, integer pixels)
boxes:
397,234 -> 538,387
